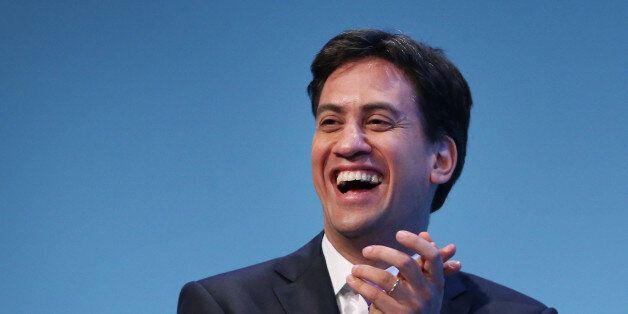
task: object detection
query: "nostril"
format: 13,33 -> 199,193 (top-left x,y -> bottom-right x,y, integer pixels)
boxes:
334,149 -> 370,160
333,132 -> 372,159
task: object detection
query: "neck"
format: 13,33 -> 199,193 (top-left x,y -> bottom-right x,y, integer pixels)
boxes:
324,223 -> 426,269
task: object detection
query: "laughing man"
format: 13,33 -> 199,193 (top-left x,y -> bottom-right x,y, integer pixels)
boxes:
178,29 -> 556,314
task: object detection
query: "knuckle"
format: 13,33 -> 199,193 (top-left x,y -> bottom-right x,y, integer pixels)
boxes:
372,290 -> 388,304
351,265 -> 363,276
423,248 -> 439,261
362,288 -> 384,303
401,256 -> 416,271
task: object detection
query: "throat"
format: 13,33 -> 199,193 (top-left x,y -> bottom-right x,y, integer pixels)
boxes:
324,226 -> 398,267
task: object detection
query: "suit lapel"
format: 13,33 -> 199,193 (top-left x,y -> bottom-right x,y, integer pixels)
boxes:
440,272 -> 471,314
273,232 -> 340,314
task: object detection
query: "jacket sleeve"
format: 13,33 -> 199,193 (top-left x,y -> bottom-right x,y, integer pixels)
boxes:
178,281 -> 225,314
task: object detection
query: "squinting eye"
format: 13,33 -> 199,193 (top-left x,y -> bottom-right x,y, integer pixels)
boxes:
369,118 -> 391,125
317,117 -> 342,132
367,117 -> 394,131
320,118 -> 337,125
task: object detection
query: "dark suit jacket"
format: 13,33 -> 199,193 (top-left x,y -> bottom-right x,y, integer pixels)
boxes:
178,233 -> 556,313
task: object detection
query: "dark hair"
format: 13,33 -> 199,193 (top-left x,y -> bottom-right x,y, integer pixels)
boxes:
307,29 -> 472,212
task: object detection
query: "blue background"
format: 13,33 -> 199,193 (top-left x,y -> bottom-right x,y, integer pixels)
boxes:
2,1 -> 626,313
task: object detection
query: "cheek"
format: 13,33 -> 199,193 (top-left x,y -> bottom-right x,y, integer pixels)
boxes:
311,142 -> 324,170
386,141 -> 431,178
311,138 -> 330,183
311,136 -> 332,163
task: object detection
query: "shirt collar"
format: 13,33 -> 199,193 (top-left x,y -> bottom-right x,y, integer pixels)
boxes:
321,234 -> 355,295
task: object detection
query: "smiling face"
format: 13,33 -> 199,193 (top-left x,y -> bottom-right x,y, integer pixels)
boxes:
312,58 -> 441,244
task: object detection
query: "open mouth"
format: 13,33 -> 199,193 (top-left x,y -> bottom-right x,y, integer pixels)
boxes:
335,170 -> 383,194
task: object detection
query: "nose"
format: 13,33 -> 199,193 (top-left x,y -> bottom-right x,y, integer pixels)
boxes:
333,123 -> 372,160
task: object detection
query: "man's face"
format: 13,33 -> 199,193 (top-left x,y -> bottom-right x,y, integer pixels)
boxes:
312,58 -> 439,241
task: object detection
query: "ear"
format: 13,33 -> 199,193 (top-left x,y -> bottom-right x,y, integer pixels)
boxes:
430,135 -> 458,185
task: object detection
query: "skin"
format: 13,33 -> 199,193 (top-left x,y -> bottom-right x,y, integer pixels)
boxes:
311,58 -> 459,313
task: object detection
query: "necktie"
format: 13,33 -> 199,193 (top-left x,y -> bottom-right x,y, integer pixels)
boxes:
339,285 -> 369,313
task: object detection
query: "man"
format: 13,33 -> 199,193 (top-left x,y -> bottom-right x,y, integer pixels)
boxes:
178,29 -> 556,313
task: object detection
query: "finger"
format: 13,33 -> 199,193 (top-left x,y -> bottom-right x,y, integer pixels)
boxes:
418,232 -> 459,275
419,243 -> 452,267
368,303 -> 383,314
443,260 -> 461,275
417,232 -> 435,269
418,231 -> 433,243
351,264 -> 399,292
420,253 -> 460,276
419,231 -> 457,262
346,275 -> 398,311
362,245 -> 424,286
439,243 -> 456,262
396,230 -> 444,282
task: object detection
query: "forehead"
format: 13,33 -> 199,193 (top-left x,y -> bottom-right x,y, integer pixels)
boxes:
319,58 -> 417,113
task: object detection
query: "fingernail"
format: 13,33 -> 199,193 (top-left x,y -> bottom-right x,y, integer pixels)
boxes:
351,265 -> 358,272
398,230 -> 413,238
363,246 -> 373,254
448,260 -> 461,267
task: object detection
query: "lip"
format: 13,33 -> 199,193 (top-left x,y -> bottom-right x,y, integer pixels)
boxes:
328,164 -> 386,203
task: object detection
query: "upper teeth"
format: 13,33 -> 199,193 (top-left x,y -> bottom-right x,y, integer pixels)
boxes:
336,171 -> 382,185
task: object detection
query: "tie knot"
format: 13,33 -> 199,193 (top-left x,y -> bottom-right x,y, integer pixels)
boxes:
339,284 -> 369,313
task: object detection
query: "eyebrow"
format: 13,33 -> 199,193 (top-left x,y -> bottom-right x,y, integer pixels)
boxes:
316,103 -> 344,116
362,102 -> 402,118
316,102 -> 402,118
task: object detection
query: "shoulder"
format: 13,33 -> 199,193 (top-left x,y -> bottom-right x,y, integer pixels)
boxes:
444,272 -> 557,314
189,232 -> 324,295
197,255 -> 289,293
178,233 -> 326,313
178,256 -> 292,314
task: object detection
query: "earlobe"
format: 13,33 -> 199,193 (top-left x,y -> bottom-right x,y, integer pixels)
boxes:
430,136 -> 457,184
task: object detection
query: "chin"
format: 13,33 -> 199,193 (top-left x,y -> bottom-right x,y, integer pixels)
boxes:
328,208 -> 387,239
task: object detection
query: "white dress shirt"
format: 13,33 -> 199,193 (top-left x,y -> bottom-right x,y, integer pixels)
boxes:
322,234 -> 370,314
